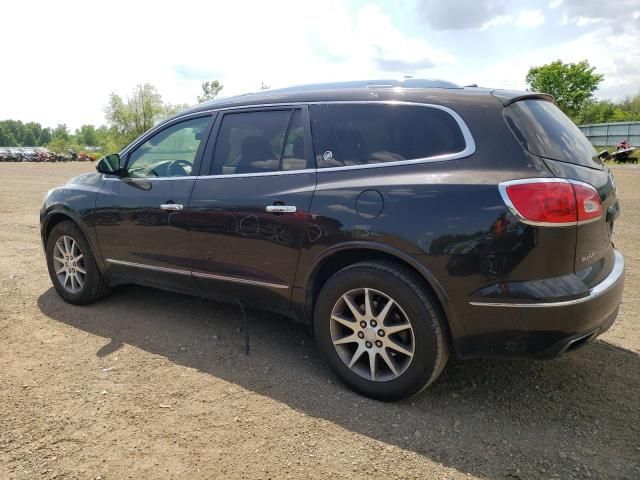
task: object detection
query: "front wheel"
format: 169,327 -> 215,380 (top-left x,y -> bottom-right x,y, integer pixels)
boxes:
314,261 -> 449,401
45,220 -> 110,305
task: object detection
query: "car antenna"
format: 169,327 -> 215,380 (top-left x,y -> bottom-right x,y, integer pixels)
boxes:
236,298 -> 250,355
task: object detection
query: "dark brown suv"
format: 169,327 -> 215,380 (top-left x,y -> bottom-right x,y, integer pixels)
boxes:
41,79 -> 624,399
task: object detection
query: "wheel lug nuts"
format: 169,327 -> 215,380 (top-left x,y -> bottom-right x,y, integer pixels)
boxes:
360,321 -> 367,328
370,320 -> 377,327
375,340 -> 383,348
378,330 -> 385,337
365,341 -> 372,348
357,332 -> 364,339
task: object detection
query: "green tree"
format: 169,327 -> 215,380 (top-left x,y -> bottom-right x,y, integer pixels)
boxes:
570,92 -> 640,124
164,103 -> 191,117
104,83 -> 166,145
197,80 -> 223,103
52,124 -> 70,141
526,60 -> 604,117
0,126 -> 17,147
38,128 -> 52,146
619,93 -> 640,119
25,122 -> 42,144
76,124 -> 99,146
4,120 -> 25,145
22,129 -> 38,146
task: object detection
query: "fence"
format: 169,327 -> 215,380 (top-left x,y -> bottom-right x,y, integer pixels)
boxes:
578,122 -> 640,147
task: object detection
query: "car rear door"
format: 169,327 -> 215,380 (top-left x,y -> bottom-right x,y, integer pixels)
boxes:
94,114 -> 214,291
189,106 -> 316,312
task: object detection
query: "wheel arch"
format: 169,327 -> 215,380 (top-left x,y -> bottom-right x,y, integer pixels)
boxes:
303,242 -> 458,345
42,209 -> 106,272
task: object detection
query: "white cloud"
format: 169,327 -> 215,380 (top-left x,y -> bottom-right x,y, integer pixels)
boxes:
418,0 -> 507,30
451,27 -> 640,101
575,16 -> 602,27
515,10 -> 545,28
550,0 -> 640,30
0,1 -> 452,129
1,0 -> 638,130
481,14 -> 514,30
336,5 -> 455,73
481,9 -> 544,29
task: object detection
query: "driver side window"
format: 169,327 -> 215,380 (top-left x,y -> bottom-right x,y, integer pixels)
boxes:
126,116 -> 210,178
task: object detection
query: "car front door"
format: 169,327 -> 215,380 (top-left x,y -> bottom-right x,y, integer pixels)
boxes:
94,114 -> 214,291
189,107 -> 316,312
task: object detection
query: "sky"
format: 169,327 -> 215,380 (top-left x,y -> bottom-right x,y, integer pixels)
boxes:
2,0 -> 640,130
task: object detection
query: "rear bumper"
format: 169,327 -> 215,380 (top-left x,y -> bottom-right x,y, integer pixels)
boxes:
456,250 -> 625,358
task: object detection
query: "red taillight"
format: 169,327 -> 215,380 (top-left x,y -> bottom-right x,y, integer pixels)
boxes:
500,179 -> 602,226
572,182 -> 603,222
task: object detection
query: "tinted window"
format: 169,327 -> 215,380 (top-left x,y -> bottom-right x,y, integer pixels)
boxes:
282,110 -> 307,171
213,110 -> 304,175
505,99 -> 601,169
127,116 -> 210,178
312,103 -> 466,168
309,104 -> 342,168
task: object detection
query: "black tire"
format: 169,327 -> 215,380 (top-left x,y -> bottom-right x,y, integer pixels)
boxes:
45,220 -> 110,305
314,261 -> 449,401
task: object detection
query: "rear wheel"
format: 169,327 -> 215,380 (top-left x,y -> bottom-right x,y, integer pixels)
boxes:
45,221 -> 110,305
314,261 -> 449,400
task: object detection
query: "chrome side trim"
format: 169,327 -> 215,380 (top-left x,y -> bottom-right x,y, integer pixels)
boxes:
197,169 -> 316,180
469,250 -> 624,308
105,258 -> 290,290
105,259 -> 191,276
498,177 -> 604,227
191,271 -> 289,289
317,150 -> 469,173
102,175 -> 198,181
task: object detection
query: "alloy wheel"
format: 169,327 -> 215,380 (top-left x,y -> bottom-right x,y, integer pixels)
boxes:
52,235 -> 86,294
330,287 -> 415,382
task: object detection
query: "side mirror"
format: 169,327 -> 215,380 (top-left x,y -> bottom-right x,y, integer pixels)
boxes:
96,154 -> 123,175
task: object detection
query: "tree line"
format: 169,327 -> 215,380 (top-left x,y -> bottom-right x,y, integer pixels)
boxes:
0,80 -> 273,153
0,81 -> 232,152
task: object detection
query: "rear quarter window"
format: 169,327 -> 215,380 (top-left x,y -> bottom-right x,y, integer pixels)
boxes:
310,103 -> 467,168
504,99 -> 602,169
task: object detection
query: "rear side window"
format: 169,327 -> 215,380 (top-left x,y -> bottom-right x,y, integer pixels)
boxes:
282,110 -> 307,171
504,99 -> 601,169
309,104 -> 341,168
310,103 -> 467,168
212,109 -> 309,175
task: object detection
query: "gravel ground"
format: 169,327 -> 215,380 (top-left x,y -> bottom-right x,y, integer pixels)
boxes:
1,162 -> 639,480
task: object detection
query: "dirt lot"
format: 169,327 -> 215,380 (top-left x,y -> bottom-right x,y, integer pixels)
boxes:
0,162 -> 639,480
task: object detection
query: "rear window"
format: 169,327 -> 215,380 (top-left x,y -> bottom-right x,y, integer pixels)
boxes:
504,99 -> 601,169
310,103 -> 466,168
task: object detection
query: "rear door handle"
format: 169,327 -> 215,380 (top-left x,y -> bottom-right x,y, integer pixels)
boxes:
266,205 -> 296,213
160,203 -> 184,211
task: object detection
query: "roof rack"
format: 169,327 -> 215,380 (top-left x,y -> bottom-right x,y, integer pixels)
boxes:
266,78 -> 461,94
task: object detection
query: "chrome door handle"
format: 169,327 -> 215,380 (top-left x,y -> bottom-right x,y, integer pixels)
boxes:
160,203 -> 184,211
266,205 -> 297,213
